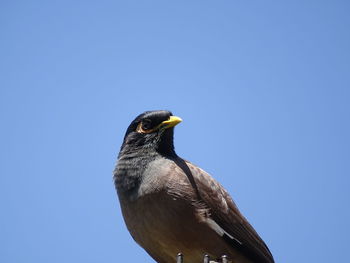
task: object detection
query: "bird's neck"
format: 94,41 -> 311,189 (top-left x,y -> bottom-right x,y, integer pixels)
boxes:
119,131 -> 177,159
114,148 -> 159,196
156,128 -> 177,157
114,129 -> 178,196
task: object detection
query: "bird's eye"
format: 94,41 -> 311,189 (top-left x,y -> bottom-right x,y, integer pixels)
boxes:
136,119 -> 154,134
142,120 -> 152,130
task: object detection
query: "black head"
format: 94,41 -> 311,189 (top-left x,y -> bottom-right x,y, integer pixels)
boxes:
119,110 -> 182,157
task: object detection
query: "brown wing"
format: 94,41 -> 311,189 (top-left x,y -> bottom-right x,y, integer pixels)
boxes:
173,158 -> 274,263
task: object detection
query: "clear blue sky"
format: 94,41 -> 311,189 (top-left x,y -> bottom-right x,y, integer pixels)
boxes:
1,1 -> 349,262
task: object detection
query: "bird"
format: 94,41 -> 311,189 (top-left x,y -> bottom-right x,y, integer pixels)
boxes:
114,110 -> 274,263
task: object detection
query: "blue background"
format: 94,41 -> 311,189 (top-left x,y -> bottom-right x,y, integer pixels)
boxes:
1,1 -> 349,262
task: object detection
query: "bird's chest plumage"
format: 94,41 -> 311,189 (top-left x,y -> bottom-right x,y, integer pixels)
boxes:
116,158 -> 200,261
119,191 -> 209,263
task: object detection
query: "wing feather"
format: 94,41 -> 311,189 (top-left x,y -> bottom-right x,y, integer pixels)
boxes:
173,159 -> 274,263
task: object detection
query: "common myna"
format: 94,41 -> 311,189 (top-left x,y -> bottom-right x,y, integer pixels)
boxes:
114,110 -> 274,263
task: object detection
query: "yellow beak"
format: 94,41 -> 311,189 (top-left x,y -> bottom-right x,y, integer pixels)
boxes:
160,116 -> 182,129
